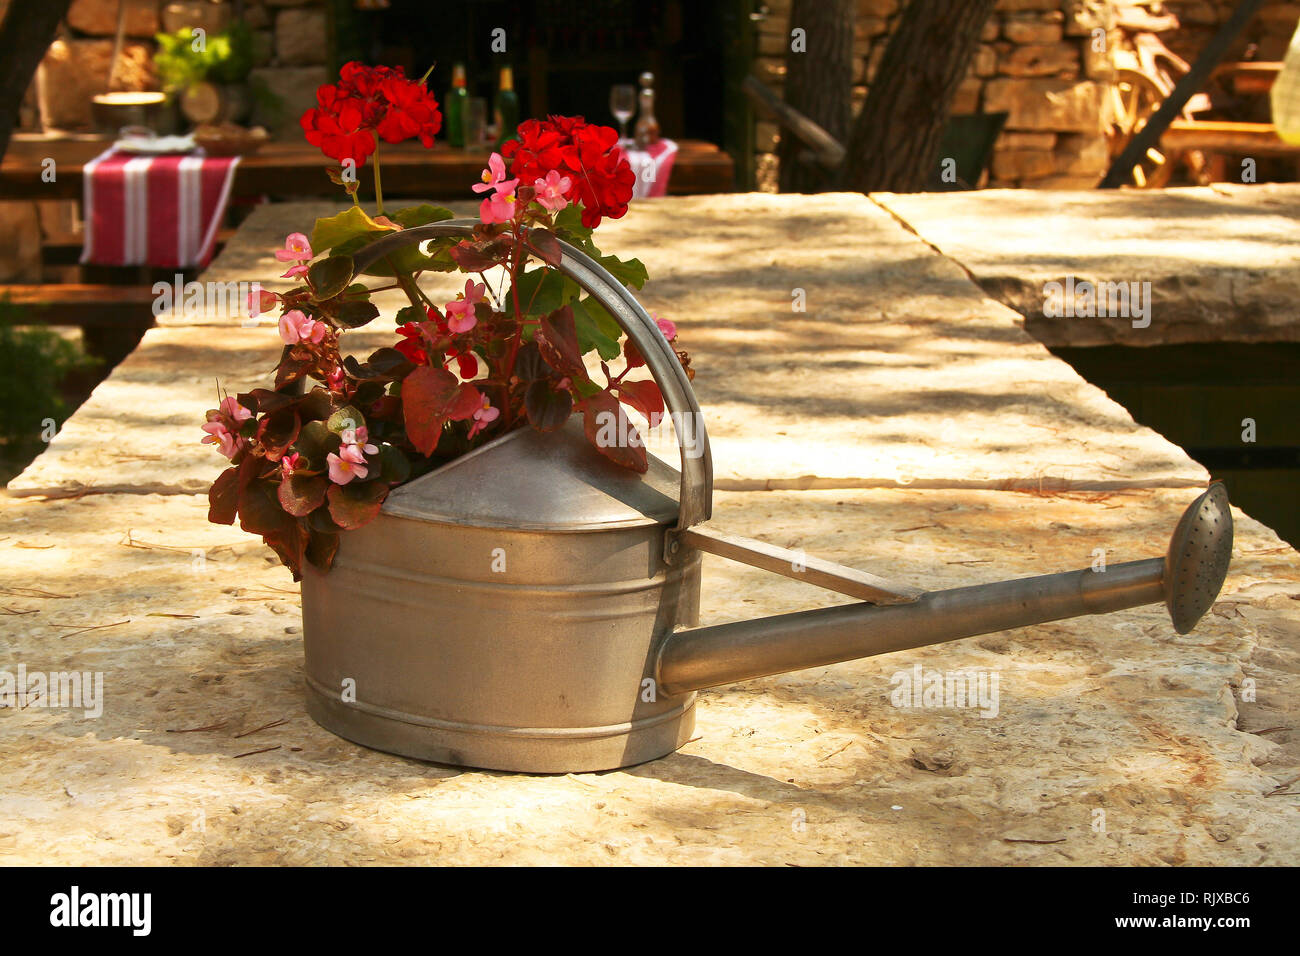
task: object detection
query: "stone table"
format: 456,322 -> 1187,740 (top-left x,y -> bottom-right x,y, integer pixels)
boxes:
874,183 -> 1300,348
2,194 -> 1297,865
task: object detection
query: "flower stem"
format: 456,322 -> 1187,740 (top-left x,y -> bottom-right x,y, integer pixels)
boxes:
389,259 -> 422,309
372,142 -> 385,215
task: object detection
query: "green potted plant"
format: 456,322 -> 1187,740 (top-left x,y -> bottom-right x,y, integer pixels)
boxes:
154,23 -> 256,126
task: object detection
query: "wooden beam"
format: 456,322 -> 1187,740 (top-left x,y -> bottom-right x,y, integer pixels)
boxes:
742,74 -> 846,169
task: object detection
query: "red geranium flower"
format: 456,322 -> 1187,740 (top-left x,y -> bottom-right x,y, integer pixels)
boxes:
301,62 -> 442,166
502,115 -> 635,228
394,322 -> 429,365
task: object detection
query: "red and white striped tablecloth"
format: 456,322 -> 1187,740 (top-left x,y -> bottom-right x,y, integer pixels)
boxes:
618,138 -> 678,199
80,149 -> 241,268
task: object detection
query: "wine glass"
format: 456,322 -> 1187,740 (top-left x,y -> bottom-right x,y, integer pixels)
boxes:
610,84 -> 636,144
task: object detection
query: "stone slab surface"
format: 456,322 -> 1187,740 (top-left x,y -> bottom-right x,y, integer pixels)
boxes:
11,195 -> 1206,496
3,192 -> 1296,865
1,487 -> 1296,865
873,184 -> 1300,347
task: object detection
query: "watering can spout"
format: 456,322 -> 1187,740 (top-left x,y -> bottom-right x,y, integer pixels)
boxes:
656,483 -> 1233,696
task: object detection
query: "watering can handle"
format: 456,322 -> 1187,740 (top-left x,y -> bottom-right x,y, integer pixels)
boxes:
347,219 -> 713,531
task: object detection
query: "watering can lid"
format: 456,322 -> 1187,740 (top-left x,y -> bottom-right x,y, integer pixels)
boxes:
380,416 -> 681,531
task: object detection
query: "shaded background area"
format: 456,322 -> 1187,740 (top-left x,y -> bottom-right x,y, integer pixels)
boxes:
1053,343 -> 1300,548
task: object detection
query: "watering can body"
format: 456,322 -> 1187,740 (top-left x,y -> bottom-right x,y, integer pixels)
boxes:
301,421 -> 706,773
299,221 -> 1234,773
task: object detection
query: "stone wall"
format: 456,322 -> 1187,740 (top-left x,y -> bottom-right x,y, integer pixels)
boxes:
28,0 -> 330,136
753,0 -> 1300,191
1163,0 -> 1300,62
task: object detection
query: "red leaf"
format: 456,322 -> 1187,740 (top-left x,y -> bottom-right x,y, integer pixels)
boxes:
525,379 -> 573,432
257,407 -> 301,462
278,473 -> 328,517
536,305 -> 584,378
614,379 -> 664,421
208,454 -> 261,525
402,365 -> 483,456
238,479 -> 290,536
326,481 -> 389,530
582,391 -> 647,473
208,467 -> 241,525
306,530 -> 340,572
239,388 -> 296,414
449,235 -> 511,272
526,228 -> 563,267
262,521 -> 310,581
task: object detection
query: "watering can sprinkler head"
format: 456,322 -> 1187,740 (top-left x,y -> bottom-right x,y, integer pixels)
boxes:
1163,481 -> 1233,634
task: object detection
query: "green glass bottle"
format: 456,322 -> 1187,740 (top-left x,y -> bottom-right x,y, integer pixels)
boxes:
493,66 -> 519,150
446,64 -> 468,147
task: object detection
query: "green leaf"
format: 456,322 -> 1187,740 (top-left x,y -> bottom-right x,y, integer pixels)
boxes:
295,421 -> 335,468
571,297 -> 622,361
327,405 -> 365,434
310,206 -> 392,255
552,204 -> 593,244
333,232 -> 430,278
377,444 -> 411,484
343,347 -> 414,383
333,299 -> 380,329
596,253 -> 648,290
421,237 -> 461,273
308,255 -> 354,302
391,204 -> 454,228
506,268 -> 580,317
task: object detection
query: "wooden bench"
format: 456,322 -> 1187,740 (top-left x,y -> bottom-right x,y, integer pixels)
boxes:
39,228 -> 239,267
0,283 -> 156,363
1161,119 -> 1300,180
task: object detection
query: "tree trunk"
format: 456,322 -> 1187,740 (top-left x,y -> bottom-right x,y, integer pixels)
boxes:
778,0 -> 855,193
0,0 -> 74,165
841,0 -> 996,193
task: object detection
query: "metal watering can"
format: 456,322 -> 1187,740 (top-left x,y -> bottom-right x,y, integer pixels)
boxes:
300,223 -> 1234,772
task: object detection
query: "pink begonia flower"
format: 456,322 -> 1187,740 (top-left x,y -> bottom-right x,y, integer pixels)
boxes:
339,426 -> 378,456
281,263 -> 310,279
473,152 -> 518,195
201,419 -> 242,459
278,310 -> 327,345
275,233 -> 312,262
219,396 -> 252,423
651,313 -> 677,341
246,287 -> 279,318
280,452 -> 304,477
467,395 -> 500,439
444,279 -> 486,334
201,396 -> 251,459
533,170 -> 572,212
326,444 -> 369,485
479,189 -> 517,225
327,366 -> 346,392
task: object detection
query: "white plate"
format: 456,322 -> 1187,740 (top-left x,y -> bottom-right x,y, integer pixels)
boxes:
115,134 -> 197,155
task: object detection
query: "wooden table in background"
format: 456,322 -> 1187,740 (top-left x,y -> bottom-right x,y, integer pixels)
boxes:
0,136 -> 735,202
